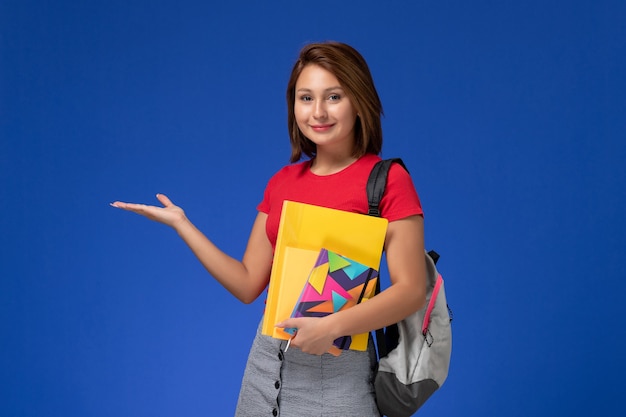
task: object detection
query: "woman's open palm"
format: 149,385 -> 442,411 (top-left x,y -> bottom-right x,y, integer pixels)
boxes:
111,193 -> 186,228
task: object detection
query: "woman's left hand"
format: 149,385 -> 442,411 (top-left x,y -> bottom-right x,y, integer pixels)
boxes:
275,317 -> 336,356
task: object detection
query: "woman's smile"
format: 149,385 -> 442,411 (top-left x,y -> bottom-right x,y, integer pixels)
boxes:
311,123 -> 334,132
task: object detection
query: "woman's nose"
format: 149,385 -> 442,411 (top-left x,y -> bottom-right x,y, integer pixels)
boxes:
313,101 -> 327,119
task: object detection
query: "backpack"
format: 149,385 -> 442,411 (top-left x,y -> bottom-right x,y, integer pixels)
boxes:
367,158 -> 453,417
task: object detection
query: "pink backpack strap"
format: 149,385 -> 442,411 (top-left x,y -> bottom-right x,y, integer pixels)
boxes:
422,274 -> 443,335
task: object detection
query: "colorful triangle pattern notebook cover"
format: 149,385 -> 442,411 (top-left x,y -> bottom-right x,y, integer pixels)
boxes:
283,248 -> 379,351
262,200 -> 388,353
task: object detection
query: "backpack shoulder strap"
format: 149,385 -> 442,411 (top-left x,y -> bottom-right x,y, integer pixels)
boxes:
368,159 -> 443,360
367,158 -> 407,359
367,158 -> 408,217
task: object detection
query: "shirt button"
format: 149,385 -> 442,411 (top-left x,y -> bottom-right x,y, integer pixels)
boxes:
274,381 -> 280,389
272,408 -> 278,416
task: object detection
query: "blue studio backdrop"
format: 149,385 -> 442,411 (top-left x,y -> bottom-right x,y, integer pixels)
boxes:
1,1 -> 625,416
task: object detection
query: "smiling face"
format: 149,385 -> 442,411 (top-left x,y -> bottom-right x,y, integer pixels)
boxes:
293,64 -> 358,156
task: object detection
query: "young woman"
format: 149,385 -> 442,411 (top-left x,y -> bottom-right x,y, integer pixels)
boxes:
111,41 -> 427,416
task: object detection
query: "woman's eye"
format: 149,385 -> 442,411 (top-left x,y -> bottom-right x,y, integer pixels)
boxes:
300,95 -> 313,102
329,94 -> 341,101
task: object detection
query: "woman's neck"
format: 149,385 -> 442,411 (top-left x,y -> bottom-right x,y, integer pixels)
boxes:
309,151 -> 358,176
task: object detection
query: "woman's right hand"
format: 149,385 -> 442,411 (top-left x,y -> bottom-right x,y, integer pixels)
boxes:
110,193 -> 187,229
112,193 -> 274,303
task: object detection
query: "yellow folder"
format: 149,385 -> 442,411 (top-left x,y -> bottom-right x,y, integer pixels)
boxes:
262,200 -> 388,351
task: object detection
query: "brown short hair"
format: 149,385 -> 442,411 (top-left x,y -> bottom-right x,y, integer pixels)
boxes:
286,42 -> 383,162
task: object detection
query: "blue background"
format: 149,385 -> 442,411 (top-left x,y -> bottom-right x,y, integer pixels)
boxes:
2,1 -> 625,416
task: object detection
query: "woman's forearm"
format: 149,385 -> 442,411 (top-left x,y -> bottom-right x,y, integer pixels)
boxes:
173,213 -> 272,304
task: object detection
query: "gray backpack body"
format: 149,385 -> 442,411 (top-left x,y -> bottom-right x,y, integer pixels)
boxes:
367,159 -> 452,417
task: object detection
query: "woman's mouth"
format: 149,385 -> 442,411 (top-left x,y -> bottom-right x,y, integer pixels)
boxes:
311,124 -> 334,132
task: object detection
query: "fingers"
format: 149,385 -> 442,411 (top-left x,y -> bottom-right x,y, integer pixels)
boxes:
110,201 -> 150,214
156,193 -> 174,207
110,194 -> 188,228
275,318 -> 298,329
275,319 -> 298,338
110,194 -> 172,211
109,201 -> 129,209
